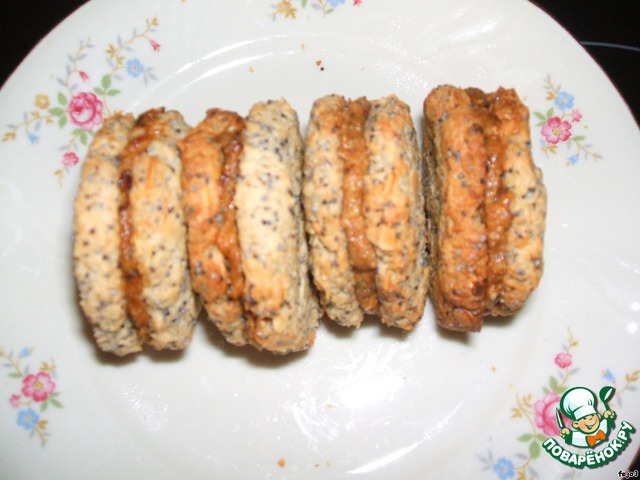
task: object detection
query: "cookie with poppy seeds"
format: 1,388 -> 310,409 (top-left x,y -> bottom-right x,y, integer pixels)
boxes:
178,109 -> 249,346
236,98 -> 322,354
73,113 -> 143,356
118,108 -> 198,350
423,85 -> 546,332
303,94 -> 429,330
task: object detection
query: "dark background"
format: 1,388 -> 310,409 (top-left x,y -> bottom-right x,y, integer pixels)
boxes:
0,0 -> 638,473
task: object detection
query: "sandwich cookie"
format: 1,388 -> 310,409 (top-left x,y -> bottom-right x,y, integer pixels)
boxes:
303,94 -> 429,330
423,85 -> 546,332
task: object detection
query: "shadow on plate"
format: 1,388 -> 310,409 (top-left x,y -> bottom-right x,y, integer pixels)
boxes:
321,313 -> 411,342
483,313 -> 519,329
73,288 -> 189,366
431,309 -> 520,344
75,290 -> 522,367
199,313 -> 311,368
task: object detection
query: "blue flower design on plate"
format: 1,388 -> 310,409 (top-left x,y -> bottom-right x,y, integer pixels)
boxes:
126,58 -> 145,78
493,457 -> 515,479
17,408 -> 40,430
554,91 -> 574,110
329,0 -> 346,6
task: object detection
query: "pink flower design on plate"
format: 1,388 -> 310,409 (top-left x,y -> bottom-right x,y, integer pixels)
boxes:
533,392 -> 567,436
554,352 -> 572,369
541,116 -> 571,145
150,39 -> 161,51
68,91 -> 104,131
21,372 -> 56,402
62,152 -> 79,168
10,394 -> 21,409
571,109 -> 582,123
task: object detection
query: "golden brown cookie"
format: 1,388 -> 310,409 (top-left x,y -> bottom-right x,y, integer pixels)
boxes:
423,85 -> 546,331
178,109 -> 248,346
476,88 -> 547,316
423,86 -> 489,332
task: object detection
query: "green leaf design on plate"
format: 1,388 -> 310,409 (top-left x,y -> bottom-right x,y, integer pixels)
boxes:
529,440 -> 541,459
101,74 -> 112,90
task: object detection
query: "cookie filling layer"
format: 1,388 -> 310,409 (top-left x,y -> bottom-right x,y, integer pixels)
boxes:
467,88 -> 515,311
339,98 -> 380,314
212,111 -> 245,302
118,109 -> 167,341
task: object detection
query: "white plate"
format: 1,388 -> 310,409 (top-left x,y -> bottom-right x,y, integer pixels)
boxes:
1,1 -> 639,478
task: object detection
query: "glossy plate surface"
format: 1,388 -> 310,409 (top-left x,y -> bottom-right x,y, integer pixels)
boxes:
1,1 -> 639,478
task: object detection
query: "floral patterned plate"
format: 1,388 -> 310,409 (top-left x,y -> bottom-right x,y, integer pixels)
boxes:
0,1 -> 639,479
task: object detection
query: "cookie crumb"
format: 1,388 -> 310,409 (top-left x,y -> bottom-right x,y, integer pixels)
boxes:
277,458 -> 286,468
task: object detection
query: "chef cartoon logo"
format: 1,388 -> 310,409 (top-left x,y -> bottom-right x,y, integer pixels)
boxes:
541,385 -> 636,469
557,386 -> 615,448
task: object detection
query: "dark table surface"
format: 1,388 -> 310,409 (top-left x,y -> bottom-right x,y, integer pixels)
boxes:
1,0 -> 638,473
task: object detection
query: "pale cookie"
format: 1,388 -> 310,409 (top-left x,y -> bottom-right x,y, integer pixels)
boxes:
73,113 -> 142,356
119,108 -> 198,350
364,95 -> 429,330
303,95 -> 364,327
236,99 -> 321,354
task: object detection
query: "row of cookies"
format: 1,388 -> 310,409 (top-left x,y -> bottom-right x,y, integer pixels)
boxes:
72,86 -> 546,356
